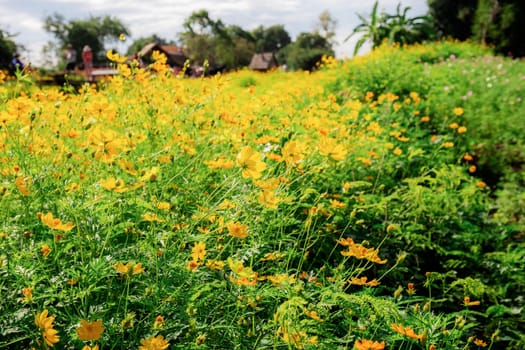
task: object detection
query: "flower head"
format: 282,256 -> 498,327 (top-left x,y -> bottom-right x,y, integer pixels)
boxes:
236,146 -> 266,179
139,334 -> 170,350
227,221 -> 249,238
354,339 -> 385,350
77,319 -> 104,341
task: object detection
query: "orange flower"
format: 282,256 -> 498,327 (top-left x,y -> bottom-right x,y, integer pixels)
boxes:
227,221 -> 249,238
391,323 -> 424,341
473,338 -> 488,347
354,339 -> 385,350
41,244 -> 52,257
22,287 -> 33,302
35,309 -> 55,330
77,319 -> 104,341
139,334 -> 170,350
349,276 -> 380,286
42,326 -> 60,347
464,296 -> 481,306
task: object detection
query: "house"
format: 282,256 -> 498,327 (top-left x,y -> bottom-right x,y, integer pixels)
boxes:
249,52 -> 278,71
138,42 -> 188,68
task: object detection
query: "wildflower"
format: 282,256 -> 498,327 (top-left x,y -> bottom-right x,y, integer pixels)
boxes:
113,261 -> 144,275
205,259 -> 225,270
204,157 -> 234,169
119,33 -> 126,41
157,202 -> 171,211
391,323 -> 424,341
227,221 -> 249,238
82,345 -> 99,350
190,241 -> 206,262
77,319 -> 104,341
304,309 -> 323,322
457,126 -> 467,133
187,260 -> 201,271
449,122 -> 459,129
15,176 -> 31,196
43,327 -> 60,347
442,142 -> 454,148
463,153 -> 473,161
473,338 -> 488,347
464,296 -> 481,306
354,339 -> 385,350
349,276 -> 380,286
139,334 -> 170,350
153,315 -> 165,329
35,309 -> 60,347
142,213 -> 165,222
453,107 -> 464,116
420,116 -> 430,122
41,244 -> 52,257
407,282 -> 415,295
236,146 -> 266,179
469,165 -> 477,173
38,212 -> 75,231
393,148 -> 403,156
22,287 -> 33,302
281,140 -> 306,166
476,180 -> 487,188
318,137 -> 347,160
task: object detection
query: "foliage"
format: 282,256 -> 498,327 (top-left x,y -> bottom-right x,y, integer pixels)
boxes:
0,29 -> 18,72
345,1 -> 434,56
0,41 -> 523,349
281,32 -> 334,71
43,12 -> 130,66
428,0 -> 525,57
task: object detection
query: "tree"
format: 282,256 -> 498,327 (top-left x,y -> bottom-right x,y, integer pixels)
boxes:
252,25 -> 291,53
315,10 -> 338,45
428,0 -> 525,57
44,13 -> 130,67
0,29 -> 18,71
282,32 -> 334,71
126,35 -> 172,56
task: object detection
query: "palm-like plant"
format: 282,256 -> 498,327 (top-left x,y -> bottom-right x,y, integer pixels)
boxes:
346,1 -> 435,56
344,1 -> 389,55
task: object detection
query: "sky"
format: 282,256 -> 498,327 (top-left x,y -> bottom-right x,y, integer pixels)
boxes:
0,0 -> 429,67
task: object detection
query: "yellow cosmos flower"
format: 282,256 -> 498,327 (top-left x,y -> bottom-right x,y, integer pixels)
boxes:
114,261 -> 145,275
15,176 -> 31,196
204,157 -> 234,169
318,137 -> 347,161
453,107 -> 464,116
227,221 -> 249,238
35,309 -> 55,330
281,140 -> 305,166
77,319 -> 104,341
236,146 -> 266,179
82,344 -> 99,350
190,241 -> 206,262
139,334 -> 170,350
41,244 -> 52,257
354,339 -> 385,350
206,259 -> 225,270
119,33 -> 126,41
38,212 -> 75,232
42,327 -> 60,347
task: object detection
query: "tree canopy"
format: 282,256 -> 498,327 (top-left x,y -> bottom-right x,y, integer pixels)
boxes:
0,29 -> 18,71
43,13 -> 130,65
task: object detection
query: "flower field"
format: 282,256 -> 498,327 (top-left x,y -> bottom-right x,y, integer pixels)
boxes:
0,42 -> 523,349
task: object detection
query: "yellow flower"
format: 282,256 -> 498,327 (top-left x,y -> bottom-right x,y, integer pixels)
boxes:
205,259 -> 225,270
453,107 -> 464,116
420,116 -> 430,122
22,287 -> 33,302
281,140 -> 306,166
42,326 -> 60,347
227,221 -> 249,238
464,296 -> 481,306
153,315 -> 165,330
236,146 -> 266,179
119,33 -> 126,41
473,338 -> 488,347
204,157 -> 234,169
190,241 -> 206,262
35,309 -> 55,330
442,141 -> 454,148
318,137 -> 347,161
139,334 -> 170,350
349,276 -> 380,287
82,345 -> 100,350
15,176 -> 31,196
354,339 -> 385,350
41,244 -> 52,257
457,126 -> 467,133
393,148 -> 403,156
449,122 -> 459,129
113,261 -> 144,275
38,212 -> 75,232
142,213 -> 165,222
77,319 -> 104,341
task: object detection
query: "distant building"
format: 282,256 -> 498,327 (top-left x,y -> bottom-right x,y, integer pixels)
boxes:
249,52 -> 278,71
138,43 -> 188,69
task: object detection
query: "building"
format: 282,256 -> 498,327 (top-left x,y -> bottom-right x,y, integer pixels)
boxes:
138,43 -> 188,69
249,52 -> 278,71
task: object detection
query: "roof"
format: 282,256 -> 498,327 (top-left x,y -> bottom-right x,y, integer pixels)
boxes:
249,52 -> 278,71
138,43 -> 188,67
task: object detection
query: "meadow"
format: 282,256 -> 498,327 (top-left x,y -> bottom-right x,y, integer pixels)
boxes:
0,41 -> 523,349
